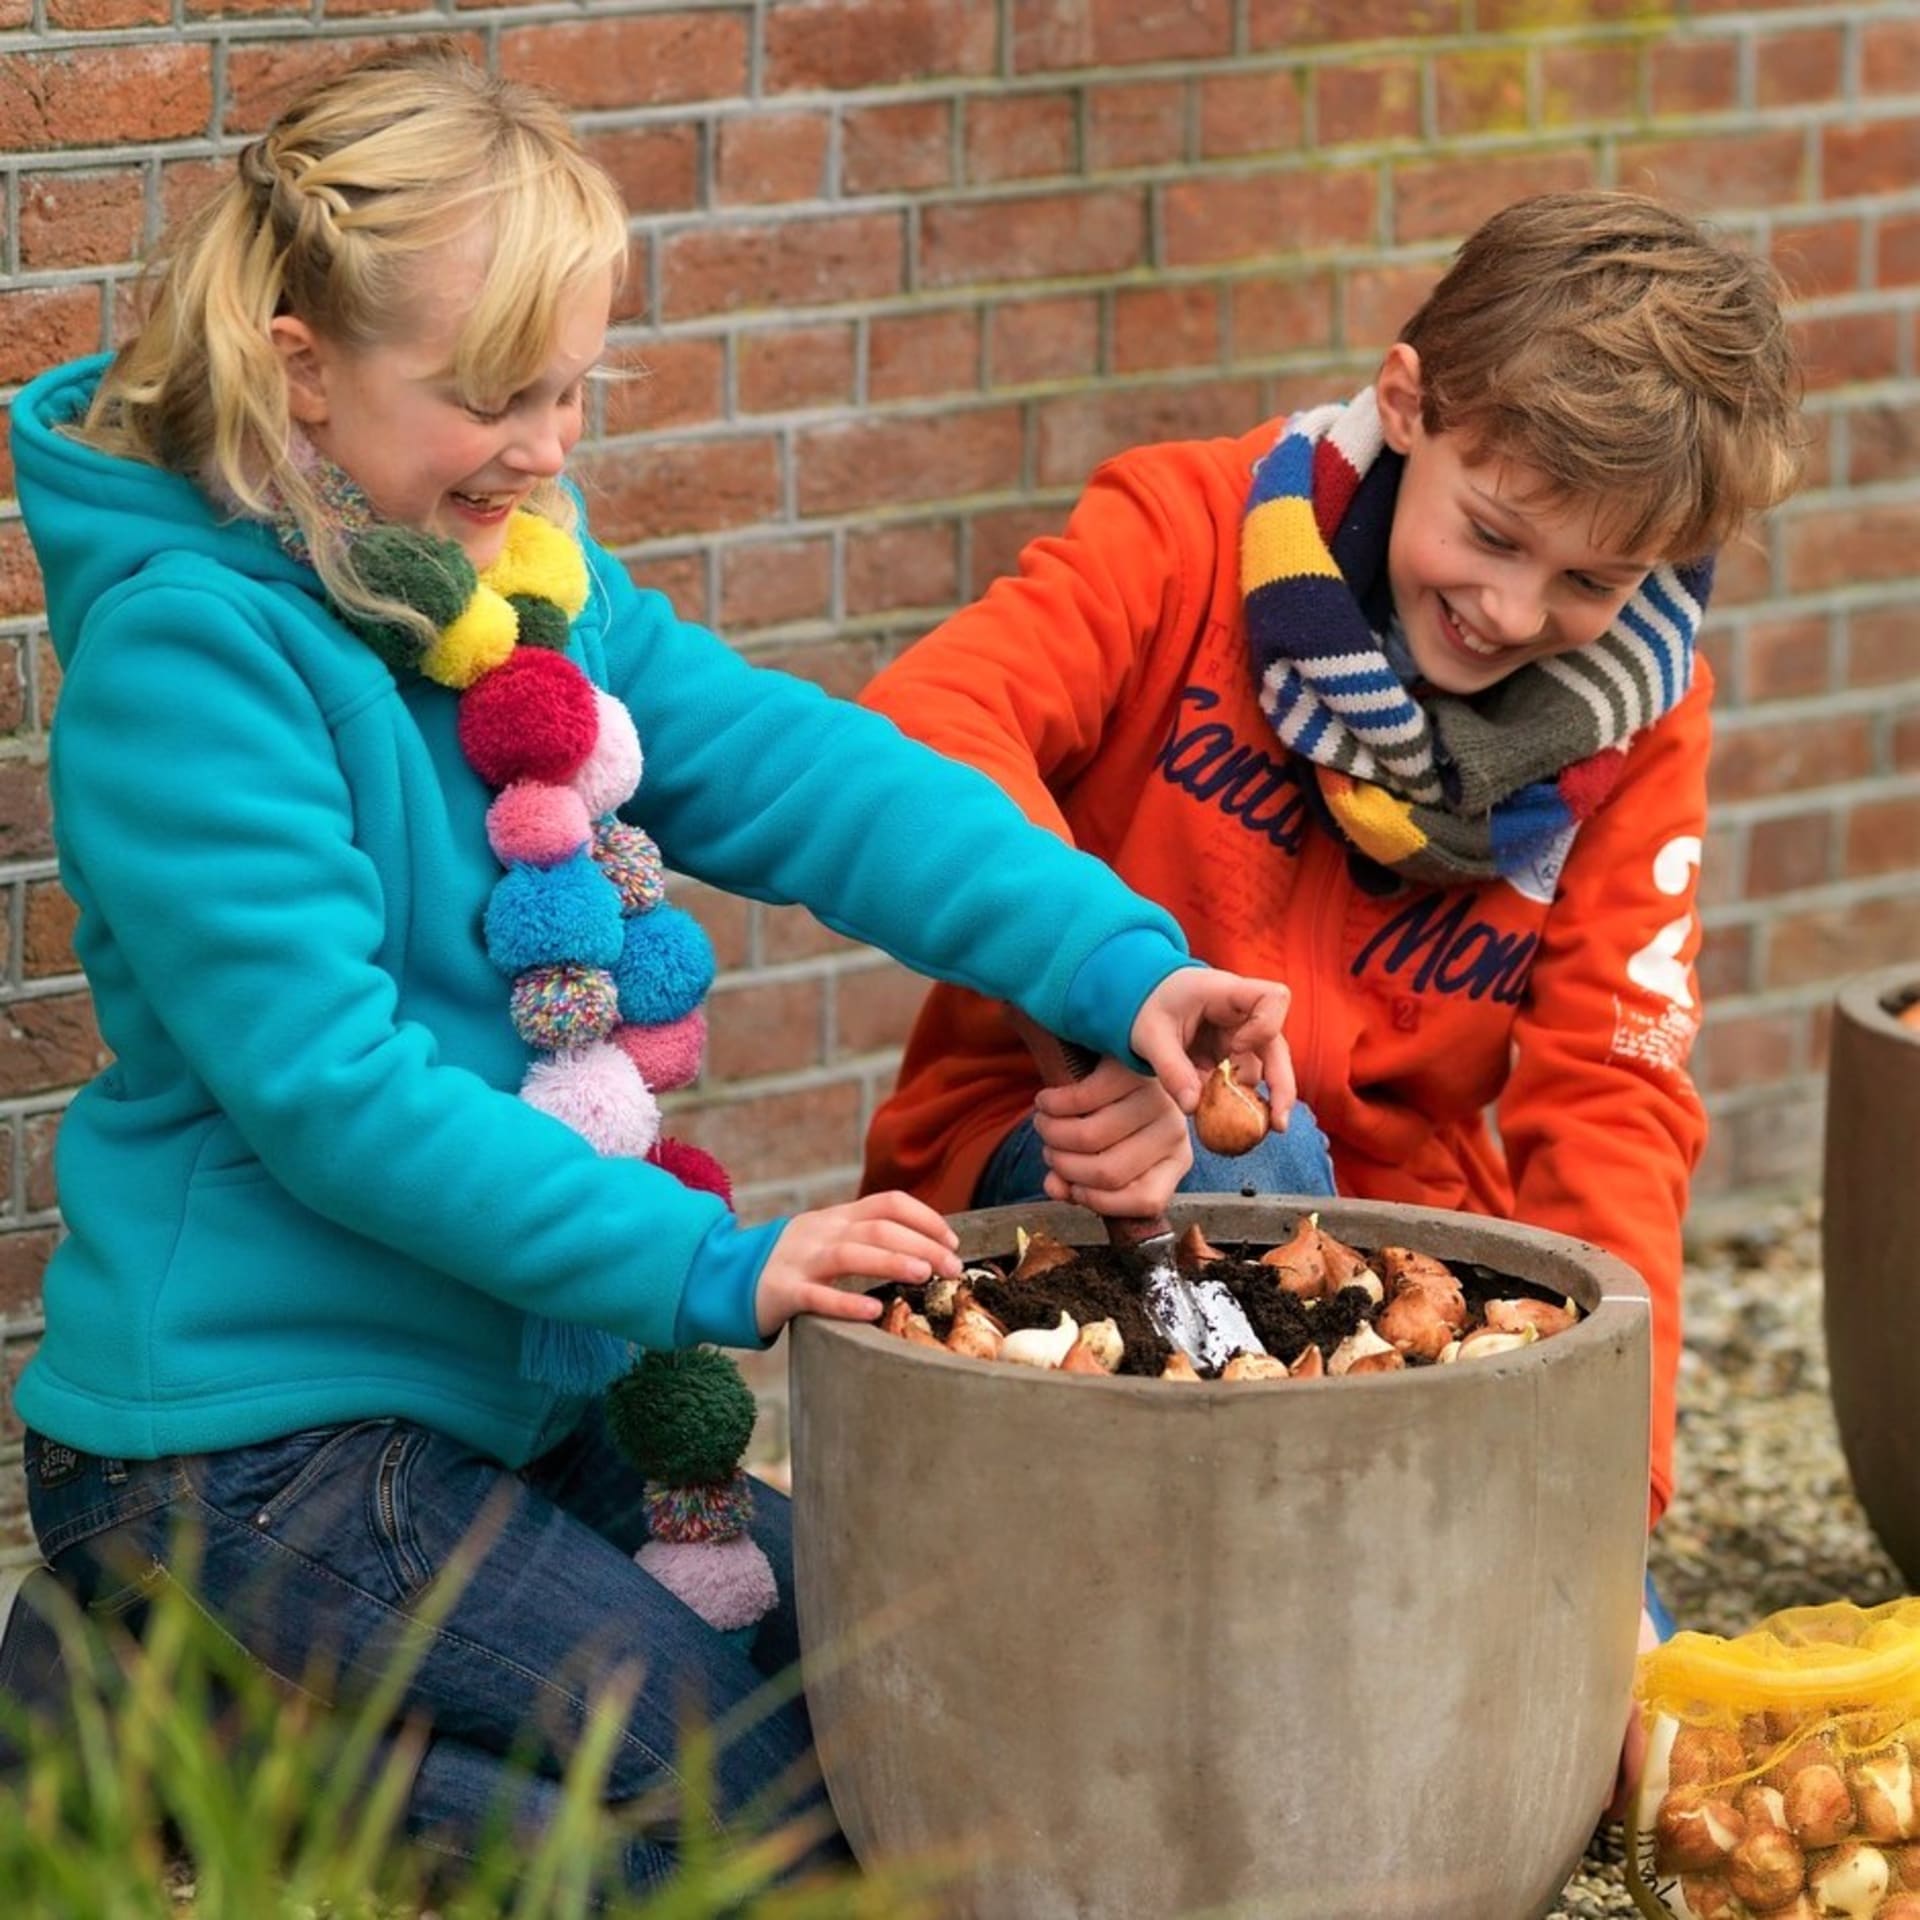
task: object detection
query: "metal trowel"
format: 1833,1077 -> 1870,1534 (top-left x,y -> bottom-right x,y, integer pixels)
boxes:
1009,1010 -> 1267,1373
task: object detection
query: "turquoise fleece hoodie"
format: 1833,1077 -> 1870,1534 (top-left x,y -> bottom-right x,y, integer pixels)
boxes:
15,355 -> 1195,1466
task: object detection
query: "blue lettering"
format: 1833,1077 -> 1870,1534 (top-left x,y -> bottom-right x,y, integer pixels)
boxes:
1155,686 -> 1310,853
1354,889 -> 1538,1005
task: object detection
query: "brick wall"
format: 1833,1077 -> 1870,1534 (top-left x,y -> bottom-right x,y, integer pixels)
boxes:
3,0 -> 1918,1560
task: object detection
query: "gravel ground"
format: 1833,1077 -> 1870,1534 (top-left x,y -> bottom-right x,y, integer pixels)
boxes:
1546,1194 -> 1907,1920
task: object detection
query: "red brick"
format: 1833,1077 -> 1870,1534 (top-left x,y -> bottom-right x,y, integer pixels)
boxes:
1538,42 -> 1639,128
1616,130 -> 1806,211
766,0 -> 995,92
1824,119 -> 1920,202
23,1109 -> 59,1215
21,879 -> 77,981
663,212 -> 904,319
1198,67 -> 1304,160
1694,1010 -> 1799,1095
1695,921 -> 1753,1001
1013,0 -> 1232,71
1863,19 -> 1920,95
159,156 -> 227,231
1086,81 -> 1187,172
1741,615 -> 1832,703
921,188 -> 1144,288
1757,26 -> 1845,109
1848,605 -> 1920,688
1393,149 -> 1592,245
989,294 -> 1101,386
1434,51 -> 1529,138
1476,0 -> 1651,21
1896,705 -> 1920,775
17,167 -> 145,271
844,521 -> 960,617
0,44 -> 210,149
1342,264 -> 1440,354
0,403 -> 14,503
1315,59 -> 1422,148
1249,0 -> 1455,47
1783,502 -> 1920,593
0,991 -> 107,1098
670,1080 -> 864,1183
0,639 -> 23,736
760,901 -> 863,964
1847,400 -> 1920,488
868,307 -> 983,403
0,520 -> 43,621
1111,284 -> 1221,376
223,38 -> 400,135
1745,811 -> 1831,896
1707,713 -> 1875,805
1164,166 -> 1375,266
841,100 -> 953,196
716,112 -> 830,206
610,237 -> 652,328
1846,795 -> 1920,879
1035,377 -> 1264,487
1880,213 -> 1920,289
603,338 -> 727,435
738,323 -> 858,414
718,537 -> 834,633
796,406 -> 1024,516
325,0 -> 432,16
1693,821 -> 1741,913
832,956 -> 927,1057
967,503 -> 1068,594
0,1227 -> 55,1320
965,93 -> 1077,185
1649,38 -> 1740,120
1770,217 -> 1860,301
185,0 -> 309,14
501,15 -> 747,111
1231,272 -> 1334,360
35,635 -> 61,729
1766,894 -> 1920,992
627,552 -> 710,627
741,634 -> 887,700
1711,534 -> 1774,608
670,881 -> 753,974
585,125 -> 702,218
573,437 -> 782,544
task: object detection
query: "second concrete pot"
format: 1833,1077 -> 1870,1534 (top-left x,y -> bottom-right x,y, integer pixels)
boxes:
790,1196 -> 1651,1920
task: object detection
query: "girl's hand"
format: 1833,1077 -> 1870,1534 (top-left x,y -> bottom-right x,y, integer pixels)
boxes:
1605,1603 -> 1661,1823
756,1192 -> 962,1339
1130,967 -> 1296,1132
1032,1057 -> 1193,1219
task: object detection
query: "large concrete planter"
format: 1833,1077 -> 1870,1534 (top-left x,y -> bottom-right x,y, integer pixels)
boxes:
790,1196 -> 1652,1920
1822,966 -> 1920,1587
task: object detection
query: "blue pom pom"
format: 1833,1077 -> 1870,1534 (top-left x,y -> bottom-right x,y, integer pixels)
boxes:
613,905 -> 716,1026
484,851 -> 625,977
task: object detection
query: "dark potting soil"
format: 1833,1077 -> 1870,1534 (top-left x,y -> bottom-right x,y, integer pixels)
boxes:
871,1235 -> 1575,1378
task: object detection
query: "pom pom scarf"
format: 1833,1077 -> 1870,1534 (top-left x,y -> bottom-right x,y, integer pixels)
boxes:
1240,386 -> 1715,887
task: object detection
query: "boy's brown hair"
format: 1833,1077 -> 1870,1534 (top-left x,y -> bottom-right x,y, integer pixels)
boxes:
1398,190 -> 1804,560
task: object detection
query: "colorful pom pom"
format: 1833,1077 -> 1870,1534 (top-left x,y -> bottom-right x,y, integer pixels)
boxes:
510,963 -> 621,1050
521,1041 -> 660,1158
458,647 -> 599,786
592,822 -> 665,915
483,509 -> 591,618
484,850 -> 626,976
612,1010 -> 706,1092
487,783 -> 593,868
571,691 -> 643,818
420,584 -> 518,690
648,1136 -> 732,1208
635,1534 -> 777,1632
642,1472 -> 755,1546
613,905 -> 716,1027
606,1347 -> 759,1487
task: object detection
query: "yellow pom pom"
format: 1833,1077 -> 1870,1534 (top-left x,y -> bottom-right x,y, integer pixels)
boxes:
420,585 -> 518,689
483,512 -> 590,619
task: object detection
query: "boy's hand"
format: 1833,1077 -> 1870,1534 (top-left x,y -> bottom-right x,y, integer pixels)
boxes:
1605,1603 -> 1661,1823
1033,1058 -> 1193,1219
1130,968 -> 1296,1132
756,1193 -> 961,1339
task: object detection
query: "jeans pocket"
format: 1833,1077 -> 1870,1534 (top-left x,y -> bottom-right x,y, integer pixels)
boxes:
195,1421 -> 395,1533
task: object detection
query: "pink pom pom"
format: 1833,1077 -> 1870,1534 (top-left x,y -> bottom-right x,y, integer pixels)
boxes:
610,1011 -> 706,1093
487,783 -> 592,867
571,690 -> 643,817
635,1535 -> 778,1632
521,1041 -> 660,1158
649,1137 -> 734,1209
459,648 -> 599,787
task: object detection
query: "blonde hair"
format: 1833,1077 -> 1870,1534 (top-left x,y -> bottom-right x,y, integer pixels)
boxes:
78,40 -> 629,630
1399,191 -> 1805,560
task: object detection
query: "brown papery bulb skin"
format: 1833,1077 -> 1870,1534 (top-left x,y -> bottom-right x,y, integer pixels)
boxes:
1877,1895 -> 1920,1918
1376,1287 -> 1456,1362
1260,1220 -> 1330,1300
1676,1876 -> 1743,1920
1670,1725 -> 1748,1793
1193,1058 -> 1268,1156
1655,1790 -> 1746,1874
1783,1762 -> 1855,1848
1725,1825 -> 1805,1910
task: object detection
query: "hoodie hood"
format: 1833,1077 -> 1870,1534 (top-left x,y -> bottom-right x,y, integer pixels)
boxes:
14,354 -> 311,670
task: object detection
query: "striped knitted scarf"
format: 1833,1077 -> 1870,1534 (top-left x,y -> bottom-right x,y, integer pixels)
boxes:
1241,387 -> 1713,887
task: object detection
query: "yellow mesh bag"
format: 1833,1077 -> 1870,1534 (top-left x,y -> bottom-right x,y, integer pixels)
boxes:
1626,1599 -> 1920,1919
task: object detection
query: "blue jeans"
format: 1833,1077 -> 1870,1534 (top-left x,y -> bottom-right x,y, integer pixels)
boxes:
974,1096 -> 1339,1208
22,1409 -> 843,1903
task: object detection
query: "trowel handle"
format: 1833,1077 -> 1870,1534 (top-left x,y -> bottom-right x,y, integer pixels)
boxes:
1005,1006 -> 1175,1246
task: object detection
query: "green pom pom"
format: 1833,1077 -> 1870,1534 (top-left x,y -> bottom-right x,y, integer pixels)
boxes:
606,1347 -> 757,1487
509,593 -> 572,651
342,526 -> 477,676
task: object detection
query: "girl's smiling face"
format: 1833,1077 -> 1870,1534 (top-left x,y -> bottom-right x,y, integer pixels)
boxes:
1374,343 -> 1663,696
272,239 -> 612,570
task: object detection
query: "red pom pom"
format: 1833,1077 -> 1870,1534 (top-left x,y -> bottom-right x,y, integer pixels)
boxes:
649,1136 -> 734,1209
458,649 -> 599,787
1557,747 -> 1628,821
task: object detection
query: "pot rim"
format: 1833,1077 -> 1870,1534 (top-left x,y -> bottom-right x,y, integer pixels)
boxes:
1833,964 -> 1920,1038
799,1193 -> 1648,1394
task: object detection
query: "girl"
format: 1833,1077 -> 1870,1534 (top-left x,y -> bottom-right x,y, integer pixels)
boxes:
9,42 -> 1296,1899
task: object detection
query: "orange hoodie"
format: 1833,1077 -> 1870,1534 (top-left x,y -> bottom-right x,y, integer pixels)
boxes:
859,417 -> 1711,1525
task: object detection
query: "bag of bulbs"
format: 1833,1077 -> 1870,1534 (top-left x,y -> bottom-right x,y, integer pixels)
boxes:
1628,1597 -> 1920,1919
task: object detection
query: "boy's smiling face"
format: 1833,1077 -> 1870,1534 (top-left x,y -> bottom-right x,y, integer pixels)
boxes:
1375,344 -> 1664,695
